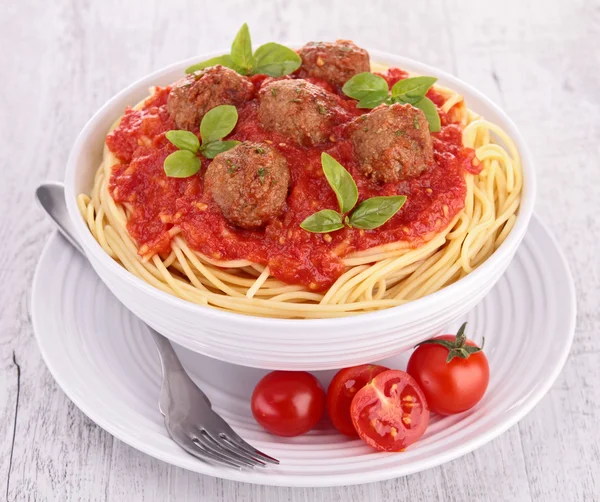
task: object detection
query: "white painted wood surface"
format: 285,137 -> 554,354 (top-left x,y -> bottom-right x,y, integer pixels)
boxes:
1,0 -> 599,499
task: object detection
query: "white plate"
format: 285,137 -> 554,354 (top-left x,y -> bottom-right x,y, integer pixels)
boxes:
32,215 -> 575,487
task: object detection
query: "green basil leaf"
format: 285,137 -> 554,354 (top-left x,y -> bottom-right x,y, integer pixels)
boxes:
342,72 -> 389,100
349,195 -> 407,230
321,153 -> 358,214
413,97 -> 441,132
164,150 -> 201,178
230,23 -> 253,74
201,140 -> 241,159
185,55 -> 237,74
200,105 -> 239,145
165,130 -> 200,152
391,76 -> 437,104
357,89 -> 390,109
300,210 -> 344,233
252,42 -> 302,77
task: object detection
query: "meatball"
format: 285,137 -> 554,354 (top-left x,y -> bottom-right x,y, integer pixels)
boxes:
167,65 -> 253,131
204,142 -> 290,229
258,79 -> 338,146
349,103 -> 434,183
297,40 -> 370,88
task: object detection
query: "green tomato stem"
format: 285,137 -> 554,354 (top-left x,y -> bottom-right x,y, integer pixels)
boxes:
414,322 -> 484,363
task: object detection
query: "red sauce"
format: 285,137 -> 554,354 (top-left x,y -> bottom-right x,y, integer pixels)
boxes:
107,69 -> 477,290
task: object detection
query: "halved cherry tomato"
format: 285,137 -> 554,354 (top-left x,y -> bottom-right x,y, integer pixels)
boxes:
327,364 -> 389,436
407,323 -> 489,415
251,371 -> 325,437
350,370 -> 430,451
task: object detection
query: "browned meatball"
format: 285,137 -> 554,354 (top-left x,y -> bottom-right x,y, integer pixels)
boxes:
258,79 -> 338,146
348,103 -> 434,183
204,142 -> 290,229
167,65 -> 253,131
297,40 -> 370,88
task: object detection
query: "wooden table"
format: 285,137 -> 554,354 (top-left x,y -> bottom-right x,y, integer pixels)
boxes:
2,0 -> 599,500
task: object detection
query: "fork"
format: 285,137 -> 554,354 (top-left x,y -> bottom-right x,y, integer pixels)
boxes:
150,328 -> 278,469
35,182 -> 279,470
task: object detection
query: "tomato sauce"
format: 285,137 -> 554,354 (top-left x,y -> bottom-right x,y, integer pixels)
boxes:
107,69 -> 477,290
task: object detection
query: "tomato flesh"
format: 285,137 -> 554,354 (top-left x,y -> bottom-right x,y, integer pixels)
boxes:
350,370 -> 430,452
251,371 -> 325,437
327,364 -> 389,436
407,335 -> 489,415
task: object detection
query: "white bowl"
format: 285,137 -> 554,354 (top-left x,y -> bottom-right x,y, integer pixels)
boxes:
64,50 -> 536,370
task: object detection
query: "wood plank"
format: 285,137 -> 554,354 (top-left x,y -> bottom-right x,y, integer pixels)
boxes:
0,352 -> 19,500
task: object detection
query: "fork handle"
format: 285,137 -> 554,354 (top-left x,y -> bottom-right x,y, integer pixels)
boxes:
148,327 -> 212,410
148,327 -> 189,376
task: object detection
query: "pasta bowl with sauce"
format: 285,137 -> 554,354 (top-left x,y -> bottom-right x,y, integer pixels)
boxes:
64,47 -> 535,370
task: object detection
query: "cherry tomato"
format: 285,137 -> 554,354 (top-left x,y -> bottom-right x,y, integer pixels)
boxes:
350,370 -> 430,451
327,364 -> 389,436
251,371 -> 325,437
407,323 -> 490,415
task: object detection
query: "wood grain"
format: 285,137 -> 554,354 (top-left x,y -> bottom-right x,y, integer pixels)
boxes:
1,0 -> 599,500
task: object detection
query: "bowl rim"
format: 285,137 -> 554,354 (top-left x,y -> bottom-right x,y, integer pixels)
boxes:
64,49 -> 536,327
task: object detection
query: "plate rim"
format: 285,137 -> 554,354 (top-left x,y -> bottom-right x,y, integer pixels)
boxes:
31,214 -> 576,487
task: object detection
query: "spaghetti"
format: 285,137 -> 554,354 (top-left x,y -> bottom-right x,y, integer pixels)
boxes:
77,64 -> 522,319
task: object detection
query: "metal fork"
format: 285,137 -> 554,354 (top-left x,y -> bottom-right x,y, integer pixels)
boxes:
150,329 -> 278,469
35,182 -> 279,470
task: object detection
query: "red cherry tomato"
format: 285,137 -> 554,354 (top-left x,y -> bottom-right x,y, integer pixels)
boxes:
407,323 -> 490,415
350,370 -> 430,452
251,371 -> 325,437
327,364 -> 389,436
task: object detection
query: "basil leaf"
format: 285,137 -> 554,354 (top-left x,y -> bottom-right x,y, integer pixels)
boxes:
413,97 -> 441,132
230,23 -> 253,74
349,195 -> 407,230
342,72 -> 389,100
165,130 -> 200,152
185,55 -> 237,74
391,76 -> 437,105
300,210 -> 344,233
200,105 -> 239,145
321,153 -> 358,214
252,42 -> 302,77
357,89 -> 390,109
164,150 -> 201,178
201,140 -> 241,159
